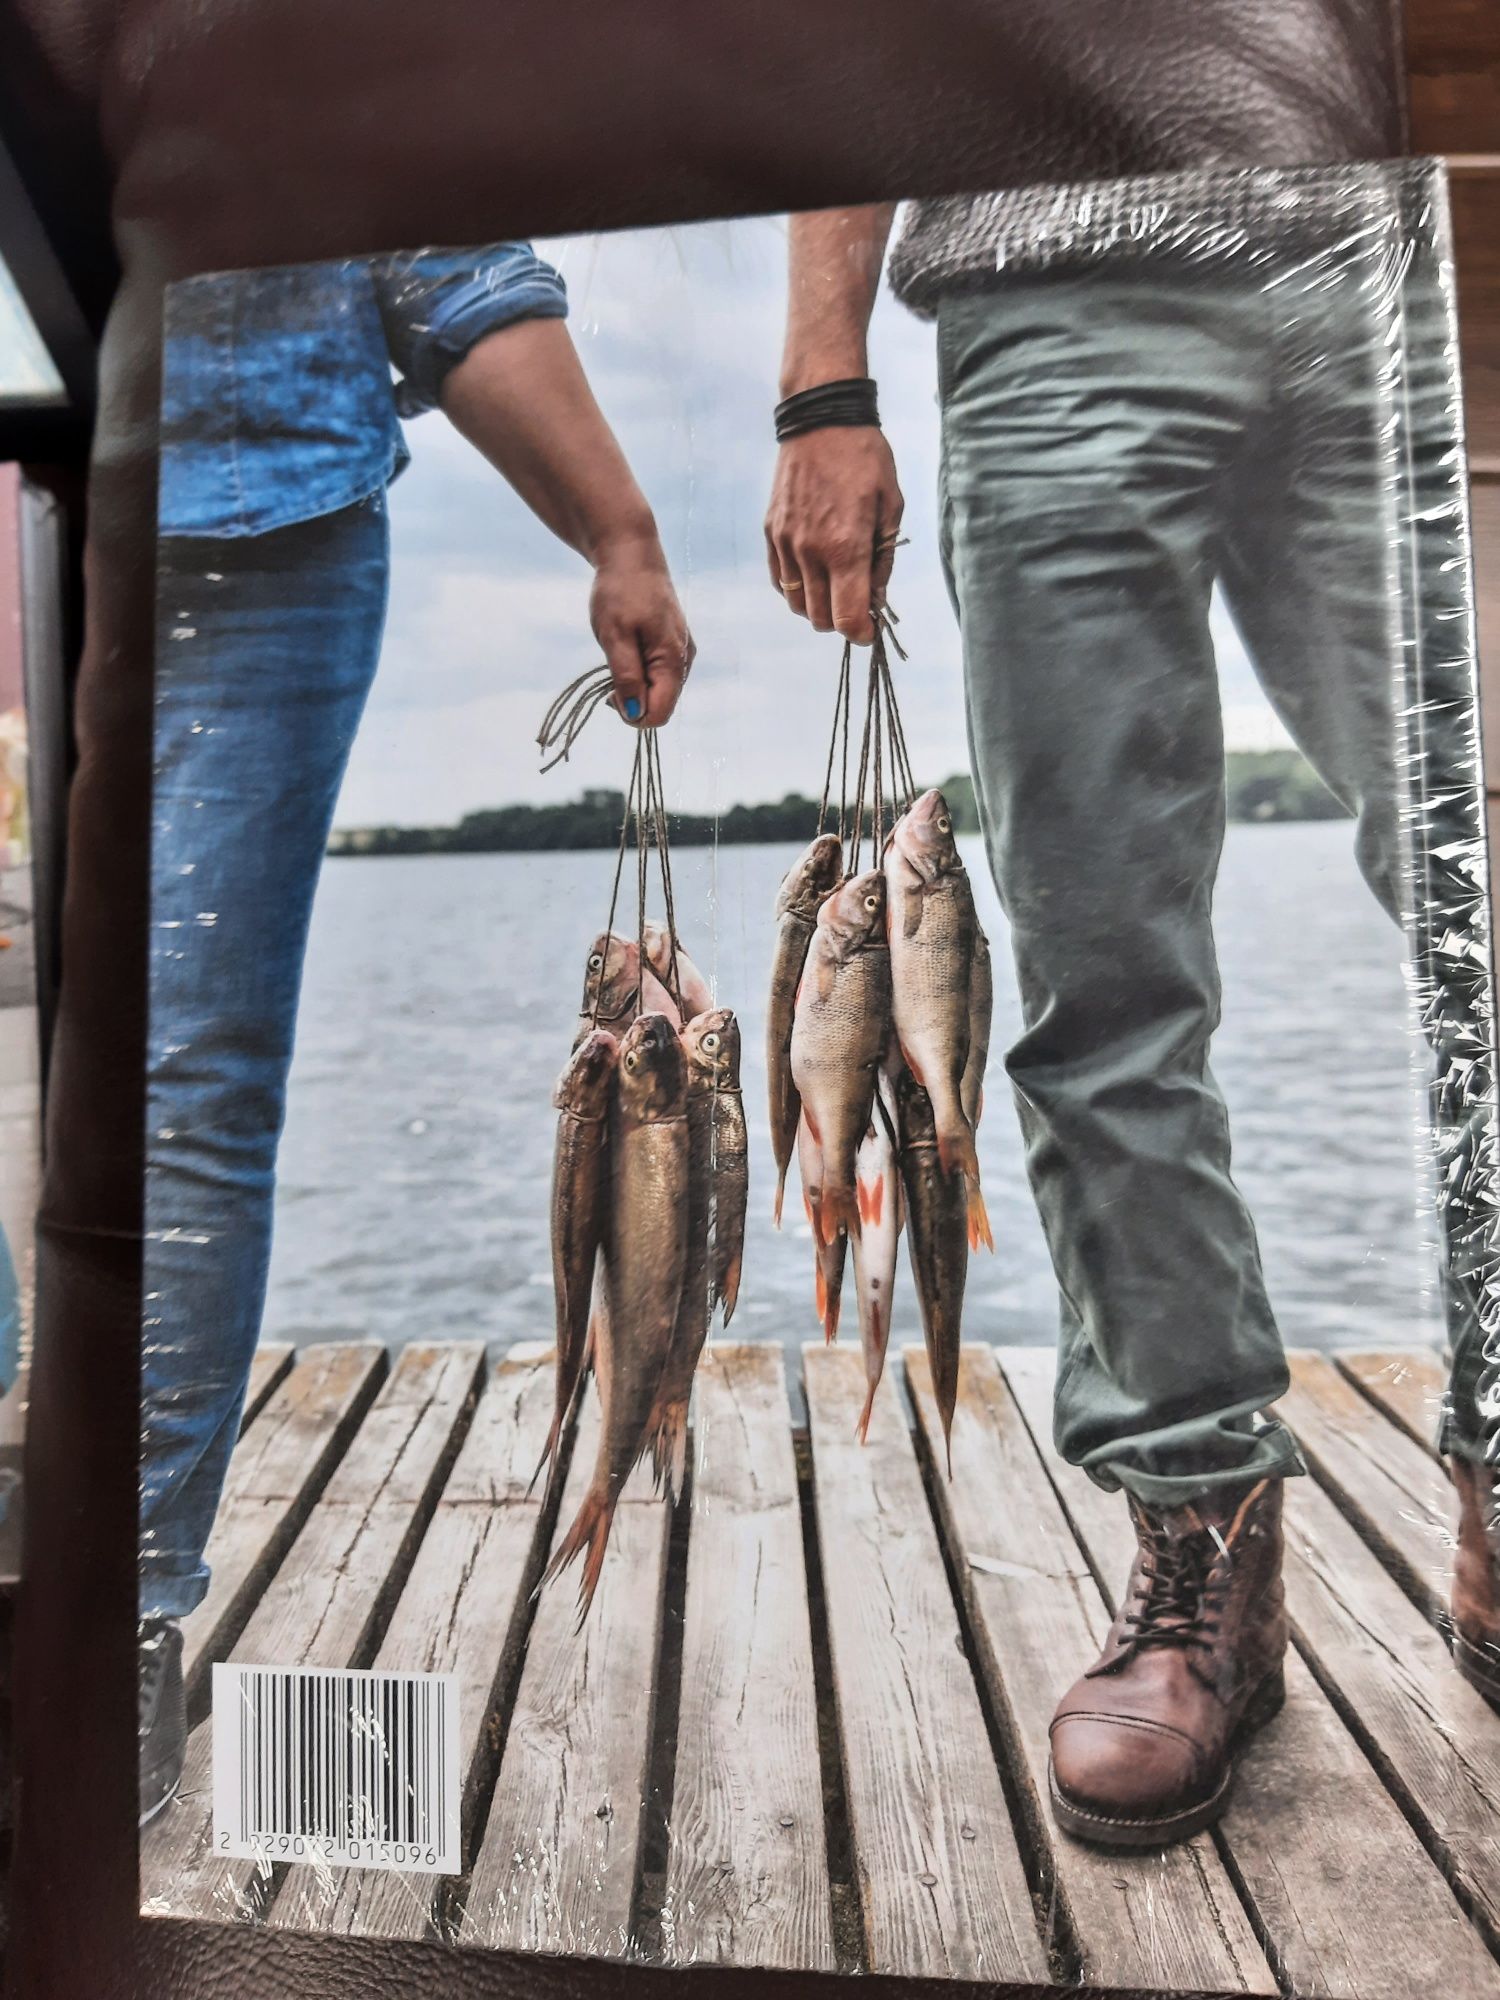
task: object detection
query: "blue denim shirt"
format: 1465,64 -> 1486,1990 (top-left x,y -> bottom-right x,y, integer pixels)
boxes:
159,244 -> 568,539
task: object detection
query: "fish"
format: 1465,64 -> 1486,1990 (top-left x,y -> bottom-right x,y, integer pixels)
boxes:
894,1063 -> 970,1475
644,1007 -> 746,1497
961,930 -> 993,1131
790,868 -> 891,1247
642,920 -> 714,1019
767,833 -> 844,1224
545,1013 -> 689,1617
693,1009 -> 749,1325
885,790 -> 992,1250
575,931 -> 680,1046
851,1068 -> 903,1441
538,1027 -> 619,1497
799,1110 -> 847,1342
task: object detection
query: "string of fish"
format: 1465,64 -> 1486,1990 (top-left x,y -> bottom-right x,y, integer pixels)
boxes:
534,666 -> 749,1623
770,596 -> 995,1467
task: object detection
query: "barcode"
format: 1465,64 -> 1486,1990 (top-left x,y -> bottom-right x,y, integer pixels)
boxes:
211,1664 -> 460,1872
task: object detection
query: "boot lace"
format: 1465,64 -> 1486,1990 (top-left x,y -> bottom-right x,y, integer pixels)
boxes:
1121,1519 -> 1228,1655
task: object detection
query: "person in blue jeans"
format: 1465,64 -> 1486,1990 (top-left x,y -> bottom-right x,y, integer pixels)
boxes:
140,245 -> 694,1820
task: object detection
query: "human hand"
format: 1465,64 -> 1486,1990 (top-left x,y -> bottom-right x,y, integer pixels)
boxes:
590,537 -> 695,729
765,427 -> 904,645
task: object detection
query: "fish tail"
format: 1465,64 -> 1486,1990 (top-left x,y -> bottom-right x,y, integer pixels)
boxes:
650,1403 -> 689,1503
717,1254 -> 743,1325
668,1407 -> 689,1501
939,1385 -> 957,1480
933,1120 -> 994,1253
856,1372 -> 879,1445
527,1414 -> 564,1500
542,1485 -> 618,1623
819,1182 -> 862,1246
814,1259 -> 832,1343
966,1178 -> 994,1254
935,1117 -> 978,1184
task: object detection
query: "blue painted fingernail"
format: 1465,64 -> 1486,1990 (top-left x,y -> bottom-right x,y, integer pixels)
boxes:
624,697 -> 642,721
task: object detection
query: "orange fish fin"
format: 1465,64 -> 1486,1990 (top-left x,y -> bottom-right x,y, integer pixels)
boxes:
899,1042 -> 926,1090
773,1166 -> 787,1229
967,1179 -> 994,1253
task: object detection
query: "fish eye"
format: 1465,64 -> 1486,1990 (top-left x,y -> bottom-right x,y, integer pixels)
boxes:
587,952 -> 604,971
624,1050 -> 639,1071
863,893 -> 880,912
937,815 -> 951,833
702,1031 -> 720,1053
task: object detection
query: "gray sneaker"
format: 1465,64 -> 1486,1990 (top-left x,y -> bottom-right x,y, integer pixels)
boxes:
138,1618 -> 185,1826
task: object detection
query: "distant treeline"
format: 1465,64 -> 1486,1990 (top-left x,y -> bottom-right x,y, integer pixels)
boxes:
329,751 -> 1348,857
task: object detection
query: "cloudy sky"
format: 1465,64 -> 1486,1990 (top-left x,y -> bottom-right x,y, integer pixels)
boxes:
334,213 -> 1291,830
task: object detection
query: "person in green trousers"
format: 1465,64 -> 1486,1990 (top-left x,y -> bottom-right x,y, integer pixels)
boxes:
765,174 -> 1495,1849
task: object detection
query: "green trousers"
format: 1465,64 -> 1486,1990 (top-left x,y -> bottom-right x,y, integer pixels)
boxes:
935,239 -> 1490,1505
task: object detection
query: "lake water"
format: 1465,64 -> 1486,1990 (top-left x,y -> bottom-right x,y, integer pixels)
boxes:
262,826 -> 1443,1367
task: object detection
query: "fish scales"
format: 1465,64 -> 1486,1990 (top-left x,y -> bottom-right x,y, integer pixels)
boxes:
546,1013 -> 688,1616
767,833 -> 843,1223
790,869 -> 892,1245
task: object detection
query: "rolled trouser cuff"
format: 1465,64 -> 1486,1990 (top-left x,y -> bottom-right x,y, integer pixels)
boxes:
1085,1414 -> 1307,1511
138,1560 -> 210,1624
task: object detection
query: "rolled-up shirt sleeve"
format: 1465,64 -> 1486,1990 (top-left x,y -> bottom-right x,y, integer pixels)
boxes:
371,243 -> 569,418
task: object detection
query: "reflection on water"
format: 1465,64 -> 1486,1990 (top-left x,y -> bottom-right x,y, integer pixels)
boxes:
264,826 -> 1441,1367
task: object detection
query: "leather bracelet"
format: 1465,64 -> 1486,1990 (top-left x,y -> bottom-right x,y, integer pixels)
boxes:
774,376 -> 880,441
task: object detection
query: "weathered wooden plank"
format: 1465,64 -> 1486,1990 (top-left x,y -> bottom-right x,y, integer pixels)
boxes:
458,1388 -> 671,1958
1453,167 -> 1500,472
1476,478 -> 1500,753
267,1343 -> 562,1940
141,1342 -> 485,1924
659,1344 -> 835,1973
904,1345 -> 1274,1993
240,1344 -> 295,1432
1280,1351 -> 1454,1621
1280,1459 -> 1500,1955
1002,1348 -> 1500,2000
179,1342 -> 387,1704
1334,1350 -> 1446,1459
802,1342 -> 1047,1986
1405,0 -> 1500,155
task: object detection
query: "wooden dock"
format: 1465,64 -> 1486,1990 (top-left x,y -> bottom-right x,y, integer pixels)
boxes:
141,1338 -> 1500,1996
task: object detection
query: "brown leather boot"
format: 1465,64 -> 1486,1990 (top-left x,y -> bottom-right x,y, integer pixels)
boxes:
1049,1476 -> 1288,1848
1450,1459 -> 1500,1702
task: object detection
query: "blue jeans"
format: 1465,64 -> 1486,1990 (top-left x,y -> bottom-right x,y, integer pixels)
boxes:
141,495 -> 390,1620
